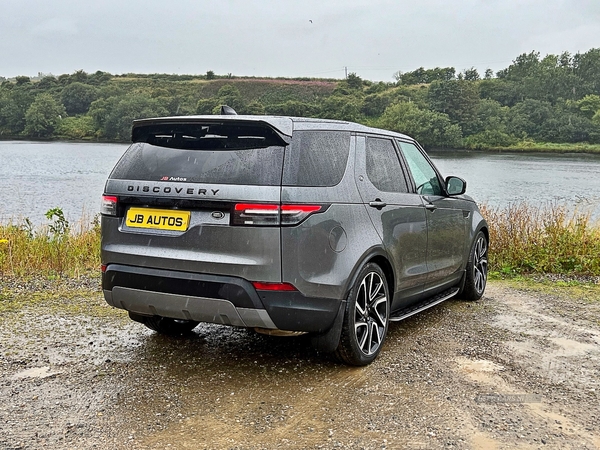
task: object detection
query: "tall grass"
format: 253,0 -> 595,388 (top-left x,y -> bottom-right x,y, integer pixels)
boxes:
1,203 -> 599,279
481,202 -> 600,276
0,209 -> 100,278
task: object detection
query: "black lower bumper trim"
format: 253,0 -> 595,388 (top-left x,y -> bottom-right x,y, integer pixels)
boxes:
102,264 -> 342,333
102,264 -> 262,309
257,290 -> 341,333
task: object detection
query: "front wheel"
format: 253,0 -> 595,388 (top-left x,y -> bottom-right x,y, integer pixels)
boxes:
335,263 -> 390,366
461,231 -> 488,301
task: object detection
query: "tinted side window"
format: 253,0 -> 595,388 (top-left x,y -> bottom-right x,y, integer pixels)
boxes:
365,137 -> 408,193
283,131 -> 350,187
397,141 -> 443,195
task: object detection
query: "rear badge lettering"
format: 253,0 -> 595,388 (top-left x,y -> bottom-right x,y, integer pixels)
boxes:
127,185 -> 219,196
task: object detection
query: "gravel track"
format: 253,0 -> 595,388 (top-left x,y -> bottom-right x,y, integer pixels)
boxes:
1,279 -> 599,449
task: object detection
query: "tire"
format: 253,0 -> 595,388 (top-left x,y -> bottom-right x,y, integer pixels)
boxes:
461,231 -> 488,301
133,314 -> 199,336
335,263 -> 390,366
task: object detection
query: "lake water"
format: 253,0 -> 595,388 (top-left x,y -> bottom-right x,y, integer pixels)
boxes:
1,141 -> 599,225
0,141 -> 127,226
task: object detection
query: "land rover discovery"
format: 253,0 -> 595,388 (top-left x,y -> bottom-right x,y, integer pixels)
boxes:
101,112 -> 488,365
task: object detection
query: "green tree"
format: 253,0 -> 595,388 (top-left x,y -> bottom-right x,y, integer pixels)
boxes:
55,115 -> 96,139
88,71 -> 113,85
103,94 -> 169,140
245,101 -> 266,115
361,92 -> 394,117
573,48 -> 600,96
463,98 -> 510,136
462,67 -> 480,81
317,95 -> 361,121
346,73 -> 363,90
88,96 -> 120,133
266,100 -> 318,117
215,84 -> 246,112
0,88 -> 34,135
395,67 -> 455,85
69,70 -> 88,83
61,82 -> 98,115
196,98 -> 218,114
23,93 -> 66,138
577,94 -> 600,118
15,76 -> 31,86
378,102 -> 462,148
428,80 -> 480,131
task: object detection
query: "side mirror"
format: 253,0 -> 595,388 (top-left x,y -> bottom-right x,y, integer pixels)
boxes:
446,176 -> 466,196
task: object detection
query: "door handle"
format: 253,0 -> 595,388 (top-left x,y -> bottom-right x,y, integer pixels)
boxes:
369,200 -> 387,209
424,203 -> 437,211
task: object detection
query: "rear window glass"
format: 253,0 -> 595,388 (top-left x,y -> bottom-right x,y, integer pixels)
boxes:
283,131 -> 350,187
109,142 -> 285,186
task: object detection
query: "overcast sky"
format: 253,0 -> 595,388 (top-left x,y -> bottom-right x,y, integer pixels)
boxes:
1,0 -> 599,81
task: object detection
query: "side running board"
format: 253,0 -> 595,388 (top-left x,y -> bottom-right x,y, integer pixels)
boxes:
389,287 -> 460,322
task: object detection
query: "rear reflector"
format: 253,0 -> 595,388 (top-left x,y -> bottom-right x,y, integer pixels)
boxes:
232,203 -> 324,226
101,264 -> 107,273
101,195 -> 118,216
252,282 -> 298,291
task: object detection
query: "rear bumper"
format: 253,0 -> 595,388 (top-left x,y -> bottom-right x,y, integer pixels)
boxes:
102,264 -> 341,333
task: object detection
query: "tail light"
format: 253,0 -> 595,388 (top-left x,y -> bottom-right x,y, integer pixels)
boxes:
232,203 -> 325,226
101,195 -> 118,216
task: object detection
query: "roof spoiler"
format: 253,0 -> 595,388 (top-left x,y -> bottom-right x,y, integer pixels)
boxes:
220,105 -> 237,115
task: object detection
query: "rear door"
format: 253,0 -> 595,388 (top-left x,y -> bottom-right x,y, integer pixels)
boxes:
354,135 -> 428,309
102,120 -> 288,283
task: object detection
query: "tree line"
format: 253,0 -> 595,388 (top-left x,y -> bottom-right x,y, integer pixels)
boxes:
1,48 -> 600,149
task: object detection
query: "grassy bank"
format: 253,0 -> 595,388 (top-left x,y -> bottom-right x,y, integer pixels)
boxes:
481,202 -> 600,277
491,141 -> 600,153
1,203 -> 599,280
0,208 -> 100,277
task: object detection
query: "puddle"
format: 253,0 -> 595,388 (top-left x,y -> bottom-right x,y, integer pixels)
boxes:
11,366 -> 61,380
456,358 -> 505,373
548,337 -> 598,357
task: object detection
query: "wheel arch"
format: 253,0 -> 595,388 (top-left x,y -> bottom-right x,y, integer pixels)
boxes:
343,246 -> 395,301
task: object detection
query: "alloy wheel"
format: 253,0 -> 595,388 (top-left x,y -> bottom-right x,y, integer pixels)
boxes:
473,235 -> 488,294
354,271 -> 389,356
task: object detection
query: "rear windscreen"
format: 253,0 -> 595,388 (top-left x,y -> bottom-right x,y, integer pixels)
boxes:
110,143 -> 285,186
110,122 -> 286,185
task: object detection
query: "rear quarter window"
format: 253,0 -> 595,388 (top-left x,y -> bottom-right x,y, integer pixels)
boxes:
283,131 -> 351,187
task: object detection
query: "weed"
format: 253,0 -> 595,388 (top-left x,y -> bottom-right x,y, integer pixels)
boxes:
1,203 -> 599,279
0,209 -> 100,277
481,202 -> 600,277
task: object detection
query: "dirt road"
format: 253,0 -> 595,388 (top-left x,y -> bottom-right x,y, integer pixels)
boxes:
1,279 -> 599,449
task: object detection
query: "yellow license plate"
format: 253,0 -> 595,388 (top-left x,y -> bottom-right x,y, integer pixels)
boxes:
125,208 -> 190,231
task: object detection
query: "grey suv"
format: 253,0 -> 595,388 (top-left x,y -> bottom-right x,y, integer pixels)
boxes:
101,112 -> 488,365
